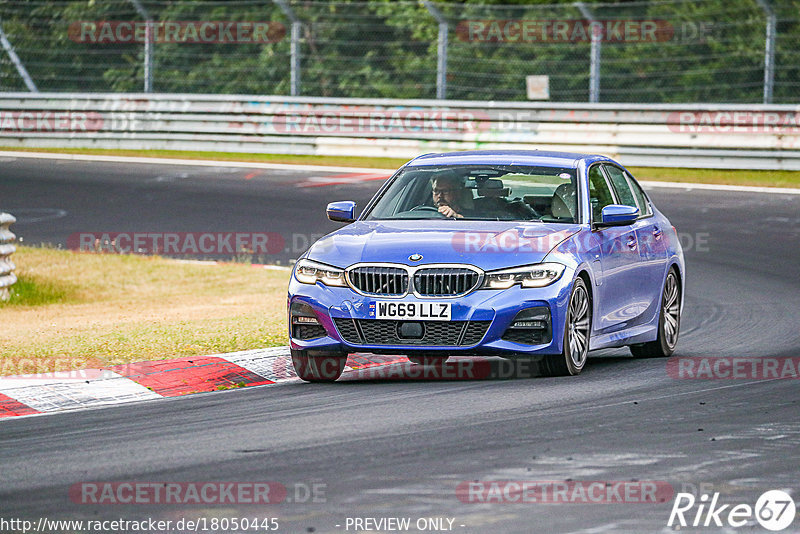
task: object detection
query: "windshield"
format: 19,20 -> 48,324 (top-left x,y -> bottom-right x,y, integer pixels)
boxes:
364,165 -> 579,223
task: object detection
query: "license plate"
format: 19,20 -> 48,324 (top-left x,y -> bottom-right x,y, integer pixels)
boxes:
371,301 -> 451,321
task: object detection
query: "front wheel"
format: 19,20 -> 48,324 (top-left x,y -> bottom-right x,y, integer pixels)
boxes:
630,269 -> 681,358
541,277 -> 591,377
291,349 -> 348,382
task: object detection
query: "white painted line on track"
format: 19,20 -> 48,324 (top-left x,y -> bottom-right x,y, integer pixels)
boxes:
0,347 -> 419,420
639,180 -> 800,195
0,373 -> 161,412
2,150 -> 798,195
221,347 -> 300,383
0,369 -> 118,390
296,172 -> 391,188
168,258 -> 292,270
0,150 -> 394,174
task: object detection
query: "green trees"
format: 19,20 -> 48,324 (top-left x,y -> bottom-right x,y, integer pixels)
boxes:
0,0 -> 797,103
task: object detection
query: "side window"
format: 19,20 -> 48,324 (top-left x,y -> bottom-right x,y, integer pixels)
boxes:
588,165 -> 615,222
626,172 -> 653,216
603,165 -> 637,209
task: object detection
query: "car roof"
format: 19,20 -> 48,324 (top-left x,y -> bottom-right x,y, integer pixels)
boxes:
405,150 -> 612,168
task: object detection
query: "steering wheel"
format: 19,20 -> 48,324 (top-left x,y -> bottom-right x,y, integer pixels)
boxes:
393,205 -> 446,218
410,205 -> 441,213
410,205 -> 446,217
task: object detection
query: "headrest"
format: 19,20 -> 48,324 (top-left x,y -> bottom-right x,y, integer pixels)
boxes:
551,183 -> 576,219
477,178 -> 509,197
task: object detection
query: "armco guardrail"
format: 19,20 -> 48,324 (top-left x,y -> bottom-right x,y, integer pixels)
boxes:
0,212 -> 17,301
0,93 -> 799,170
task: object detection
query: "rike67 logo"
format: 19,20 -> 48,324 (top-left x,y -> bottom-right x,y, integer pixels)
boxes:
668,489 -> 796,531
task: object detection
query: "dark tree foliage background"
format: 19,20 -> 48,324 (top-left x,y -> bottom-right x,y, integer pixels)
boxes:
0,0 -> 798,103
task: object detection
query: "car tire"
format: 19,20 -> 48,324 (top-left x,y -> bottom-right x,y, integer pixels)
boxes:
541,277 -> 591,377
630,268 -> 681,358
408,356 -> 449,366
291,349 -> 348,382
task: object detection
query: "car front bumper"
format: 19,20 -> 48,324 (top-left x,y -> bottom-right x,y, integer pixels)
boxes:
288,268 -> 576,357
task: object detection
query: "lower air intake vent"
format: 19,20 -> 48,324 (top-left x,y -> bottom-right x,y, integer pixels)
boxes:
333,318 -> 490,347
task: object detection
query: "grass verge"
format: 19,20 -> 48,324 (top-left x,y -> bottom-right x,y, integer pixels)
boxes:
628,167 -> 800,189
2,146 -> 799,188
0,246 -> 289,374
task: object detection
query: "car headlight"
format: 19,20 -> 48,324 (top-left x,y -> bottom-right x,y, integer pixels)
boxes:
481,263 -> 566,289
294,259 -> 347,287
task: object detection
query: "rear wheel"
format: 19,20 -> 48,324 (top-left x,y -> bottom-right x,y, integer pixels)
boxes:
291,349 -> 348,382
630,269 -> 681,358
408,356 -> 449,366
541,277 -> 591,377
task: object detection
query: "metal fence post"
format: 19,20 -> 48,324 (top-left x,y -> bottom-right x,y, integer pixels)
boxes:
575,2 -> 601,103
129,0 -> 153,92
0,212 -> 17,301
0,18 -> 38,92
755,0 -> 776,104
275,0 -> 302,97
423,1 -> 448,100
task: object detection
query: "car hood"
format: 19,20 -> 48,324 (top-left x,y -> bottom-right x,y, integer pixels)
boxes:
306,220 -> 579,271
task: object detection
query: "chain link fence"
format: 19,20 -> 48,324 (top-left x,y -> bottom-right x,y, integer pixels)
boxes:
0,0 -> 798,103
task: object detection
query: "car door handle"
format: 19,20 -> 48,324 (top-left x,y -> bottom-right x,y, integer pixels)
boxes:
653,226 -> 663,240
627,235 -> 637,250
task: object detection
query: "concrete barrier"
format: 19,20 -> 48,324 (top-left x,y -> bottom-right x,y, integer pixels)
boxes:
1,93 -> 798,170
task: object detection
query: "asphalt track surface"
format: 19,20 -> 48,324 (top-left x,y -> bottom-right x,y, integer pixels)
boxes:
1,156 -> 800,533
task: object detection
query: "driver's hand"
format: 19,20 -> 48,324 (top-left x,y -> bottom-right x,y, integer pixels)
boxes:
438,205 -> 462,218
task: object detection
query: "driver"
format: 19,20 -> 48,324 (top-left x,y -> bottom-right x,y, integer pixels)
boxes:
431,171 -> 474,218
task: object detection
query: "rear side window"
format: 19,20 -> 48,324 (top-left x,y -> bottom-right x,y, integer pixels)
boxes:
627,172 -> 653,216
603,165 -> 637,208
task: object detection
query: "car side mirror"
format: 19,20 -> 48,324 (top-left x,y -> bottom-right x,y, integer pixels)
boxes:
596,204 -> 639,227
326,201 -> 356,223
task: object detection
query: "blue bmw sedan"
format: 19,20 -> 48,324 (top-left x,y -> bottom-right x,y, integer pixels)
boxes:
288,150 -> 684,382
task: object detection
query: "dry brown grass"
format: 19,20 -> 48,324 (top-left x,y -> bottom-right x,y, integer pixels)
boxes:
0,246 -> 289,374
